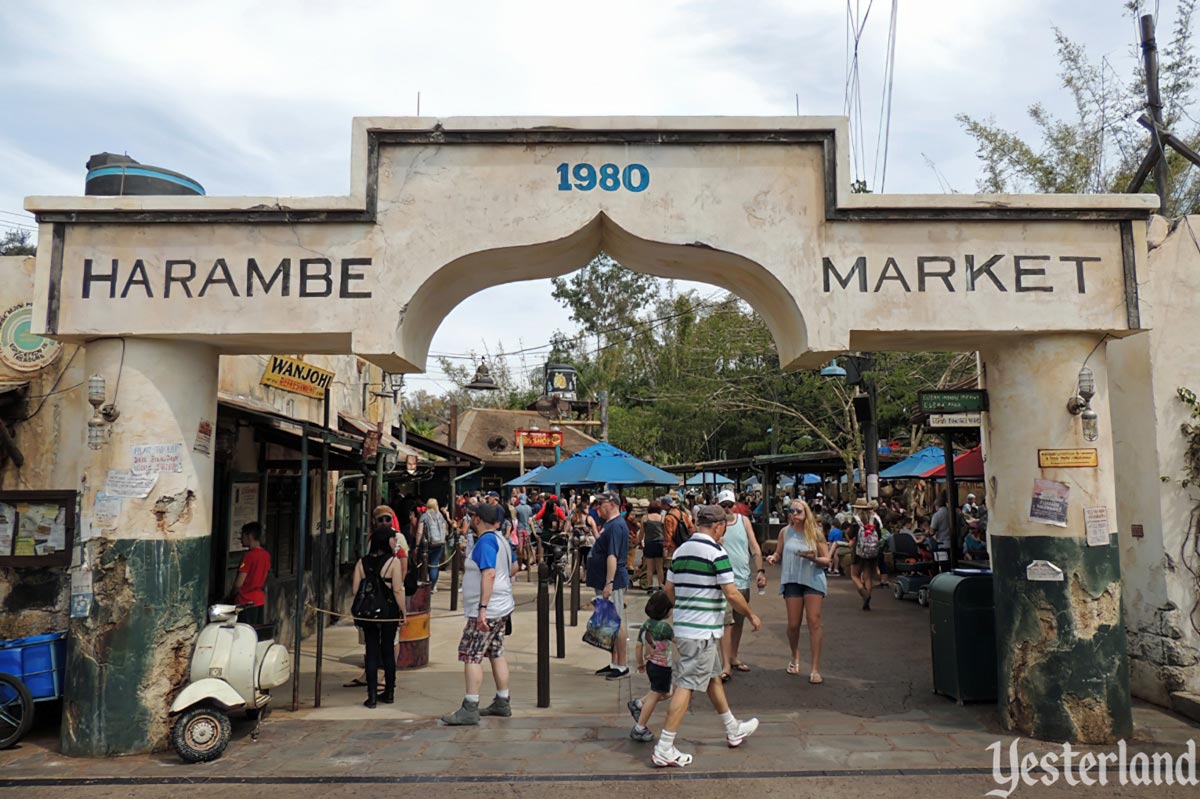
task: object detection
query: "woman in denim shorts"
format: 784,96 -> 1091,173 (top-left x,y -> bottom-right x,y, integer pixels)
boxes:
766,499 -> 832,684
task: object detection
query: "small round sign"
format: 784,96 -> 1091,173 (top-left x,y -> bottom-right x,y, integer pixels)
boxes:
0,303 -> 62,372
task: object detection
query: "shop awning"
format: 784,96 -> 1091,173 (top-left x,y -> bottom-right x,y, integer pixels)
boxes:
879,446 -> 946,479
922,445 -> 985,481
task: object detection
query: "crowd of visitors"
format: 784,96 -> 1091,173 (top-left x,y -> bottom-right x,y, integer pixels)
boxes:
346,481 -> 987,766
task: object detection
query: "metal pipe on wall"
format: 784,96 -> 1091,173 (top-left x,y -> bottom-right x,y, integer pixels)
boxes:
292,426 -> 309,712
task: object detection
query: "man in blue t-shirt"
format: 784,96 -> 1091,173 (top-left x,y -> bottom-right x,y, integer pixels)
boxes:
586,489 -> 631,680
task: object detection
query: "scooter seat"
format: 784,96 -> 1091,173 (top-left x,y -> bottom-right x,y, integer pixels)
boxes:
251,623 -> 276,642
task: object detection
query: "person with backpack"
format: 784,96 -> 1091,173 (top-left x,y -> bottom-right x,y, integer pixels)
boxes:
850,499 -> 882,611
661,496 -> 695,559
766,499 -> 830,684
351,525 -> 407,708
417,498 -> 452,593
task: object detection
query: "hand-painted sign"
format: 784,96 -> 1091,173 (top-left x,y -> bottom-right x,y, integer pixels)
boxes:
0,302 -> 62,371
516,429 -> 563,448
1037,448 -> 1098,468
260,355 -> 334,398
919,390 -> 988,414
822,255 -> 1104,294
928,412 -> 982,428
556,163 -> 649,192
131,442 -> 184,474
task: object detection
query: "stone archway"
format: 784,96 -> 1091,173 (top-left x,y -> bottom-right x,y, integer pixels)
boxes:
26,117 -> 1158,754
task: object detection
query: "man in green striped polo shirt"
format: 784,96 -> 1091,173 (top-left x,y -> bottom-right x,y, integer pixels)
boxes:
652,505 -> 762,768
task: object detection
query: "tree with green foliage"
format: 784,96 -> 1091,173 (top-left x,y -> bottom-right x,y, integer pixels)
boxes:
0,229 -> 36,256
957,1 -> 1198,215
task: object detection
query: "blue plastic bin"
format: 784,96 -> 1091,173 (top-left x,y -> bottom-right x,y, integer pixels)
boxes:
0,631 -> 67,701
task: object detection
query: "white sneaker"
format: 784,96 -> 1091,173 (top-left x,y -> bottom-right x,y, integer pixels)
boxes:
726,717 -> 759,748
652,746 -> 693,768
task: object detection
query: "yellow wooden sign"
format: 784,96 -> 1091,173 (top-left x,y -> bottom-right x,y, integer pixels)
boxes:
1038,448 -> 1098,468
260,355 -> 334,399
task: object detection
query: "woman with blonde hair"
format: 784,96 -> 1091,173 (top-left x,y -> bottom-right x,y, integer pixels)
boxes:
766,498 -> 831,684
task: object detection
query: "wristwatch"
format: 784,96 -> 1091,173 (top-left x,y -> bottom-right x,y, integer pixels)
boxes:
756,569 -> 766,574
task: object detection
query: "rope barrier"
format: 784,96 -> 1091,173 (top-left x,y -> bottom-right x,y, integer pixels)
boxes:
307,604 -> 408,624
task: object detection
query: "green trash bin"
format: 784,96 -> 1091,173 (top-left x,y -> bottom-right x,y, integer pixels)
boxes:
929,570 -> 996,704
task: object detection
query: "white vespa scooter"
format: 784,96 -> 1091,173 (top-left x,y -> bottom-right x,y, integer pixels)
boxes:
170,603 -> 291,763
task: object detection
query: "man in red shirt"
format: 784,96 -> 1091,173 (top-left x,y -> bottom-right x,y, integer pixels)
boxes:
233,522 -> 271,625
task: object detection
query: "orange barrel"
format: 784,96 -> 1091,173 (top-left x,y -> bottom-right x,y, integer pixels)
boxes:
396,584 -> 431,669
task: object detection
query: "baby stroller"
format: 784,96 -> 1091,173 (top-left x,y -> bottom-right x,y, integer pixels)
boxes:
890,531 -> 938,606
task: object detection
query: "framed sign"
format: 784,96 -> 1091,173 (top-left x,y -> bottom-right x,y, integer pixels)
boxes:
1038,448 -> 1098,468
0,490 -> 76,567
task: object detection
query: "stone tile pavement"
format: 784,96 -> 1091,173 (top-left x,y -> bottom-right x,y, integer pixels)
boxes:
2,567 -> 1196,781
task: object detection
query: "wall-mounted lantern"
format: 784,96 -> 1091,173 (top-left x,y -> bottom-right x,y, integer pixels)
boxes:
86,374 -> 120,450
1066,366 -> 1099,442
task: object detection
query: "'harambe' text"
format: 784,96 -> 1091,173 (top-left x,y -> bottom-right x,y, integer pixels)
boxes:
822,255 -> 1103,293
81,257 -> 373,300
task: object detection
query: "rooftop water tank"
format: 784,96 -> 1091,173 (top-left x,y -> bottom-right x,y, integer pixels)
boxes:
84,152 -> 205,196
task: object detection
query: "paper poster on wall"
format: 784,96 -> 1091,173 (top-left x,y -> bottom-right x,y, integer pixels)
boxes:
194,419 -> 213,456
93,493 -> 122,530
70,568 -> 93,618
1084,506 -> 1111,546
105,469 -> 158,499
1029,479 -> 1070,527
131,443 -> 184,474
18,503 -> 63,554
229,482 -> 260,553
0,502 -> 13,555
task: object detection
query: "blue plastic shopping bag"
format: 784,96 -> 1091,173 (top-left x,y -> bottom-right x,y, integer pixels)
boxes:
582,596 -> 621,651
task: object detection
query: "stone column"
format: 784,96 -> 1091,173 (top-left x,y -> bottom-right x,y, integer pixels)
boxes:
980,334 -> 1131,744
62,339 -> 218,756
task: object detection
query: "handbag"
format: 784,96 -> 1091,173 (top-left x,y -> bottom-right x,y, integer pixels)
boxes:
582,597 -> 622,651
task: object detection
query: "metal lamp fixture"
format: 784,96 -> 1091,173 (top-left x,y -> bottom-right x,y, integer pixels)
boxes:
464,358 -> 499,391
1066,366 -> 1100,442
86,374 -> 119,450
820,359 -> 847,379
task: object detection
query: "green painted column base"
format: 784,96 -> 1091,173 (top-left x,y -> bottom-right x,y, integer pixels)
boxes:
991,534 -> 1132,744
61,537 -> 210,757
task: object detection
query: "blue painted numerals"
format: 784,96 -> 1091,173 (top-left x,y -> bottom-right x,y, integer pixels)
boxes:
556,163 -> 650,193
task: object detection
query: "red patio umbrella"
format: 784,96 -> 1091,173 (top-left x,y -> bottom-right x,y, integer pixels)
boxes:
921,444 -> 984,480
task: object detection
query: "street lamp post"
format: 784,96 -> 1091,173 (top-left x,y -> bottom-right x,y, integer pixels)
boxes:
822,355 -> 879,502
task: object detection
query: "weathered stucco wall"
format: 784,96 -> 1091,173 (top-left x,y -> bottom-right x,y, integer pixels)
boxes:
1110,215 -> 1200,706
0,255 -> 87,638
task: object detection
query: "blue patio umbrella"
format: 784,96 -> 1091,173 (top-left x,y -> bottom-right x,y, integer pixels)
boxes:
504,465 -> 547,487
683,471 -> 734,486
779,473 -> 823,486
522,442 -> 682,487
879,446 -> 945,479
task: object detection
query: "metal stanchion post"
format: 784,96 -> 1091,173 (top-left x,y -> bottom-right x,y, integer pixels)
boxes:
570,555 -> 581,627
537,562 -> 550,708
555,571 -> 565,658
450,545 -> 460,612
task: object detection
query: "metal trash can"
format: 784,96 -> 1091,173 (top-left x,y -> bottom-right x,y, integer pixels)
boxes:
396,585 -> 431,669
929,570 -> 996,703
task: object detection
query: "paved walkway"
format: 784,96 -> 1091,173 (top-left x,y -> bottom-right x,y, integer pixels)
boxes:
3,565 -> 1196,782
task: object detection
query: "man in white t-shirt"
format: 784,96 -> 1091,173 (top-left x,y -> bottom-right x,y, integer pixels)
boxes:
441,503 -> 518,725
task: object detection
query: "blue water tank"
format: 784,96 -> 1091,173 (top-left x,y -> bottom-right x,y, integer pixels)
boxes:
84,152 -> 205,196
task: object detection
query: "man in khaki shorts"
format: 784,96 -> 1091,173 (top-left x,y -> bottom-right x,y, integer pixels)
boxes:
653,505 -> 762,768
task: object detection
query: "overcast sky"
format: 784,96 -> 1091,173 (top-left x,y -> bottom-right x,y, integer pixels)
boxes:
0,1 -> 1177,393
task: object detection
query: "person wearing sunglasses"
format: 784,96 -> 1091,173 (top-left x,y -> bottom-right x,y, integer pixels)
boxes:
766,499 -> 831,683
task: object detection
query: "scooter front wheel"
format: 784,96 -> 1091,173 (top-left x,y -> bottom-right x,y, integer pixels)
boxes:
172,705 -> 232,763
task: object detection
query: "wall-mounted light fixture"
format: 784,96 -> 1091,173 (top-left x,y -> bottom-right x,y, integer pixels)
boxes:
86,374 -> 120,450
1066,366 -> 1099,442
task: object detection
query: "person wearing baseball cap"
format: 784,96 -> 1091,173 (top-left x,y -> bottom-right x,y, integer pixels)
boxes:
714,489 -> 765,680
441,500 -> 518,725
586,490 -> 631,680
652,504 -> 760,768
